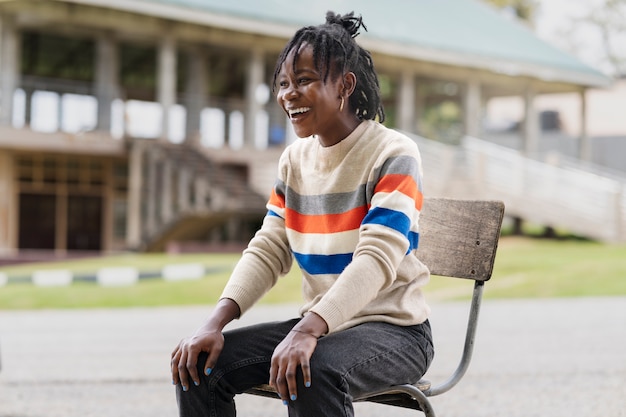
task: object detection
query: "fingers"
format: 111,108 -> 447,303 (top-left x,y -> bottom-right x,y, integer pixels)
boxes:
270,338 -> 315,405
269,360 -> 280,400
170,341 -> 190,387
178,349 -> 191,391
271,359 -> 310,404
203,346 -> 221,377
170,340 -> 203,391
285,362 -> 300,402
170,345 -> 182,386
300,360 -> 312,389
270,360 -> 295,405
185,347 -> 200,389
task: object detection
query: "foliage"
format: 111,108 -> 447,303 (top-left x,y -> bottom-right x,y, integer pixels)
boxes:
482,0 -> 539,24
573,0 -> 626,76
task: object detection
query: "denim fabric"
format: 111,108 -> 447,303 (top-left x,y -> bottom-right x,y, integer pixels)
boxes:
176,318 -> 433,417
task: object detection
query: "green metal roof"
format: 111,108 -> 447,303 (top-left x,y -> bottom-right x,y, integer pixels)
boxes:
70,0 -> 613,87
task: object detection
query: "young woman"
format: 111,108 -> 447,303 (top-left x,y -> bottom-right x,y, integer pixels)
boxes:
171,11 -> 434,417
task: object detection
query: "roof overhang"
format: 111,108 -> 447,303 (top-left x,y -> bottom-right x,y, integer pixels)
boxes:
47,0 -> 613,90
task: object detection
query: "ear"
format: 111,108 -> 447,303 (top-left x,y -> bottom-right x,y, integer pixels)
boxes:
340,72 -> 357,97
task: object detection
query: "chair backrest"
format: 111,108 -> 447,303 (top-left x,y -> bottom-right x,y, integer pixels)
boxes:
416,198 -> 505,281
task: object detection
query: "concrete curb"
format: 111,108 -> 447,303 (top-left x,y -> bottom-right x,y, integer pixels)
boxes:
0,262 -> 223,287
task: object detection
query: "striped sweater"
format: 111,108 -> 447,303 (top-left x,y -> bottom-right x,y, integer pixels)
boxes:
220,120 -> 430,333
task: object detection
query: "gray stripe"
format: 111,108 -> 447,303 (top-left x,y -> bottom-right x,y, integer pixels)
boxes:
274,155 -> 421,216
284,184 -> 368,215
367,155 -> 422,202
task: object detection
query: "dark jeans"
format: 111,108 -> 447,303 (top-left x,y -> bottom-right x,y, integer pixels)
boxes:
176,318 -> 434,417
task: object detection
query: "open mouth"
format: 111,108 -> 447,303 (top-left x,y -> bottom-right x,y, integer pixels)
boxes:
287,107 -> 311,119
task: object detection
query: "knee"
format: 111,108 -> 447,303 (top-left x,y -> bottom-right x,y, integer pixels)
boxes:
307,358 -> 345,392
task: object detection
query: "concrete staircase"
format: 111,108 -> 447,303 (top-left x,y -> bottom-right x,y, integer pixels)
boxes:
410,133 -> 626,243
134,139 -> 267,252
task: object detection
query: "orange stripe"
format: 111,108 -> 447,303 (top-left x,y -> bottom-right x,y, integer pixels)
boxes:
268,188 -> 285,208
415,192 -> 423,211
285,206 -> 368,233
375,174 -> 423,210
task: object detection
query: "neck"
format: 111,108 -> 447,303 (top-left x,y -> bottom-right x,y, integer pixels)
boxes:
318,117 -> 361,147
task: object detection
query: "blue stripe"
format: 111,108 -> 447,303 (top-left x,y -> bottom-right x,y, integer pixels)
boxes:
408,230 -> 420,252
363,207 -> 420,252
293,252 -> 353,275
267,209 -> 282,218
363,207 -> 410,235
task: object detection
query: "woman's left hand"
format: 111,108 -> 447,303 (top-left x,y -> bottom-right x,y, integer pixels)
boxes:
270,312 -> 328,403
269,329 -> 318,404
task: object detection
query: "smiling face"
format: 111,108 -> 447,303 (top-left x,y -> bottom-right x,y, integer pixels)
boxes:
276,44 -> 358,147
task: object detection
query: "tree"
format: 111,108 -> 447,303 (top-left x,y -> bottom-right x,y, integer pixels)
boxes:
575,0 -> 626,76
524,0 -> 626,77
482,0 -> 539,25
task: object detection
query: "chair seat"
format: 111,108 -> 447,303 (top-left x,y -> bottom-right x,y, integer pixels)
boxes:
245,379 -> 432,410
356,379 -> 431,410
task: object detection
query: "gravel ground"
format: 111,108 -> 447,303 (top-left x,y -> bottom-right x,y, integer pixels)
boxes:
0,297 -> 624,417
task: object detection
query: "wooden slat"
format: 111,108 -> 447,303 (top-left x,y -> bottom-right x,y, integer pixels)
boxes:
416,198 -> 505,281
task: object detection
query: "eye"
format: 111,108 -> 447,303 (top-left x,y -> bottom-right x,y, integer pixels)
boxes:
298,77 -> 311,85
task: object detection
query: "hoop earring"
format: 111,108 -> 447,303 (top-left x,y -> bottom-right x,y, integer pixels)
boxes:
339,97 -> 344,112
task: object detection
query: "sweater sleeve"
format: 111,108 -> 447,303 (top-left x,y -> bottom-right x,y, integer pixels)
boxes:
309,224 -> 410,332
219,153 -> 293,315
219,213 -> 292,315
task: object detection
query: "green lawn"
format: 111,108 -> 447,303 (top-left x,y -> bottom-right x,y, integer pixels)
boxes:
1,236 -> 625,310
426,236 -> 626,301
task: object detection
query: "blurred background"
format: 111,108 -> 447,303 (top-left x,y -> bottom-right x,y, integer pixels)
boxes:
0,0 -> 624,263
0,2 -> 624,416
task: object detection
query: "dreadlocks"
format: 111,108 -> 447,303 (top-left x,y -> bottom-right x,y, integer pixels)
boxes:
272,11 -> 385,122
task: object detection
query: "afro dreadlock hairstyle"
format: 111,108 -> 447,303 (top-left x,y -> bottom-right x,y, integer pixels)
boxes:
272,11 -> 385,122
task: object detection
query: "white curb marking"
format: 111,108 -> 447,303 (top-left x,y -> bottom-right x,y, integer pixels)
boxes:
97,267 -> 139,287
32,270 -> 73,287
162,263 -> 205,281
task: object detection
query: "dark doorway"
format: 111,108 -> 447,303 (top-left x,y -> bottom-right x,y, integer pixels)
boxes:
67,195 -> 102,251
18,193 -> 56,249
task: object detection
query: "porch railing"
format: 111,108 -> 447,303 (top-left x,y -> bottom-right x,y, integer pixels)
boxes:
410,133 -> 625,243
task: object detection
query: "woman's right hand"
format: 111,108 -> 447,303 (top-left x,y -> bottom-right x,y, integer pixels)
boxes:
171,298 -> 241,391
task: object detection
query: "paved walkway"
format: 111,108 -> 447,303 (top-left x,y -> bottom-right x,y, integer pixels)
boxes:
0,297 -> 624,417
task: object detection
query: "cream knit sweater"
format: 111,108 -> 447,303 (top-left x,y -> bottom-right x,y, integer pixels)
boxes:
221,120 -> 430,333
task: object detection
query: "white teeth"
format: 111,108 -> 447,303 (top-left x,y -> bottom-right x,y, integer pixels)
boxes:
288,107 -> 310,117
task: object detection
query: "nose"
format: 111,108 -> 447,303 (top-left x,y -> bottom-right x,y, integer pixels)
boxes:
281,83 -> 298,102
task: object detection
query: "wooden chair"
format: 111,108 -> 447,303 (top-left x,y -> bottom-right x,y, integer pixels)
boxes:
246,197 -> 506,416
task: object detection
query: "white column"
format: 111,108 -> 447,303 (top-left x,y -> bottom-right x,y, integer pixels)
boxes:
522,86 -> 539,156
184,48 -> 207,142
414,81 -> 426,136
579,88 -> 591,162
126,141 -> 143,248
0,14 -> 19,126
95,34 -> 119,132
161,159 -> 173,223
178,167 -> 191,213
397,71 -> 415,133
245,48 -> 265,148
157,34 -> 177,141
194,177 -> 208,210
0,150 -> 16,254
145,148 -> 158,236
464,77 -> 482,138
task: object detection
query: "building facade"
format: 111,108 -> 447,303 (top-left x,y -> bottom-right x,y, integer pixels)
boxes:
0,0 -> 611,257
